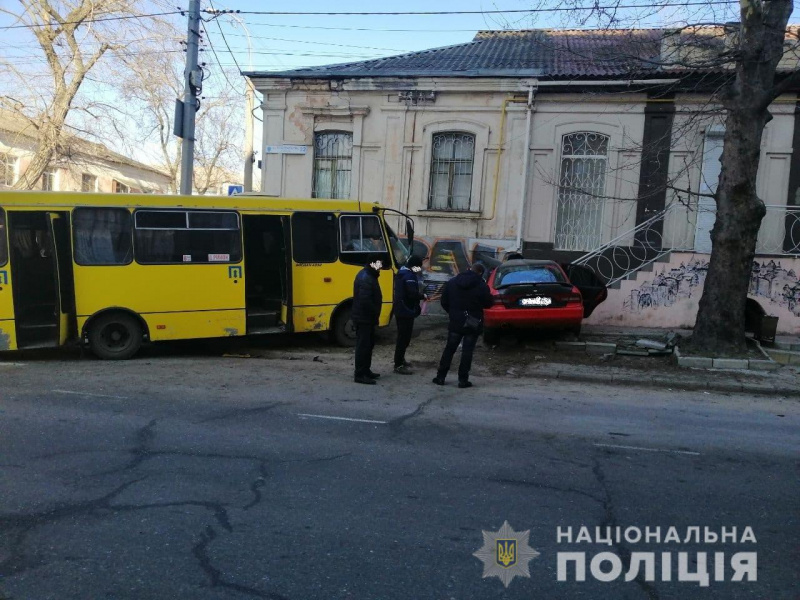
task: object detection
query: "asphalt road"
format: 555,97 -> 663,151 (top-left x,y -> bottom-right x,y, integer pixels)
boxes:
0,345 -> 798,600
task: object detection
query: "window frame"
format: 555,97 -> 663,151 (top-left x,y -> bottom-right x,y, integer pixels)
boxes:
312,131 -> 353,199
291,211 -> 339,264
72,207 -> 134,267
1,153 -> 17,187
133,209 -> 242,265
81,173 -> 97,193
553,131 -> 610,252
427,131 -> 476,211
338,213 -> 391,268
0,208 -> 7,266
41,169 -> 56,191
113,180 -> 130,194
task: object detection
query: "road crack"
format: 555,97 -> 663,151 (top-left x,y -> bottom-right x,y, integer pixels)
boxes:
192,525 -> 289,599
592,458 -> 660,600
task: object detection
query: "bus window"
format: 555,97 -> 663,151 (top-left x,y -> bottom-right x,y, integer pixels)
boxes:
340,215 -> 387,253
0,208 -> 6,266
292,212 -> 337,263
339,214 -> 390,268
134,209 -> 241,264
73,207 -> 133,266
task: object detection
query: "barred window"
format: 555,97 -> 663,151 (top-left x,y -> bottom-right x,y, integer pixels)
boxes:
41,169 -> 55,191
428,132 -> 475,211
312,132 -> 352,199
81,173 -> 97,192
554,132 -> 609,251
1,153 -> 16,187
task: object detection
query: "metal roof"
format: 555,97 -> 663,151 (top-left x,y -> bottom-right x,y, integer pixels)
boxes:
245,28 -> 666,80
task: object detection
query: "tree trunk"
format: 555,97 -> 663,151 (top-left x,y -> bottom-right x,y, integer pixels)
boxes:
690,0 -> 794,355
691,109 -> 767,354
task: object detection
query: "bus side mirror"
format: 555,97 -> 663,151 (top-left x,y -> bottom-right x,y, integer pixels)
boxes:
406,219 -> 414,250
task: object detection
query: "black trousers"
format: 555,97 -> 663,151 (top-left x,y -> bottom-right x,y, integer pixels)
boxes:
436,329 -> 479,383
354,322 -> 376,378
393,317 -> 415,367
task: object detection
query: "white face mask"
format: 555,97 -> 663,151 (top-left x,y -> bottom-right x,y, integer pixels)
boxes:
411,266 -> 422,273
370,260 -> 383,270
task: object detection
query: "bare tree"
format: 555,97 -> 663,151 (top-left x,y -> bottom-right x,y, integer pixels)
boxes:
0,0 -> 168,189
106,26 -> 244,194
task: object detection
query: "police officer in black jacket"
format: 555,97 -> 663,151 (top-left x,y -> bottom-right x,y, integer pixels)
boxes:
392,255 -> 426,374
433,262 -> 493,388
352,254 -> 384,385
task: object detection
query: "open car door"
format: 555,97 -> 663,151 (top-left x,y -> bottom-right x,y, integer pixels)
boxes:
562,263 -> 608,318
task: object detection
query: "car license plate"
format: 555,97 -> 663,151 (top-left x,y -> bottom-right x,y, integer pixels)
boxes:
520,296 -> 552,307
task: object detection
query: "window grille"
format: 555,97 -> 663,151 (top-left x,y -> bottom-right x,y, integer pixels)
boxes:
1,154 -> 16,186
312,132 -> 352,199
554,132 -> 609,251
428,132 -> 475,211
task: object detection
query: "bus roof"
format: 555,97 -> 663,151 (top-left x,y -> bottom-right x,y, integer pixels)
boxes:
0,191 -> 383,213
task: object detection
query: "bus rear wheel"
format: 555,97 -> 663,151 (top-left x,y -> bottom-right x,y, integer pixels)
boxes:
89,313 -> 143,360
331,307 -> 357,347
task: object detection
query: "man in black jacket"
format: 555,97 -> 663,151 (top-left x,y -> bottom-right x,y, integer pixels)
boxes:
392,255 -> 426,375
351,254 -> 383,385
433,262 -> 493,388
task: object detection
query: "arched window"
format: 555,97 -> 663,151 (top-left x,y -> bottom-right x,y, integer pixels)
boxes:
554,132 -> 609,251
313,132 -> 353,199
428,132 -> 475,211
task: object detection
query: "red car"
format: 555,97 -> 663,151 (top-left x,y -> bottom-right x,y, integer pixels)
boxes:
483,259 -> 607,343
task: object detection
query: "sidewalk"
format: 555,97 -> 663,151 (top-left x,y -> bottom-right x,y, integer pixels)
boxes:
237,317 -> 800,398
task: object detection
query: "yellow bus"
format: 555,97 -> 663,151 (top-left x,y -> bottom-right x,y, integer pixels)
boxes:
0,192 -> 414,359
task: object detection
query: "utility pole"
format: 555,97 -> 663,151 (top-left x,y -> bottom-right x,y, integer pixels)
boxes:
244,79 -> 254,192
179,0 -> 202,195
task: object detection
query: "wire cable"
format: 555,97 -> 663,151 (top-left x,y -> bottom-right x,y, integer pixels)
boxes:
205,2 -> 737,17
0,10 -> 183,31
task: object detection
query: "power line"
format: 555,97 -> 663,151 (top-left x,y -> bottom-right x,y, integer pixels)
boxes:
213,31 -> 408,53
0,10 -> 184,31
204,2 -> 737,17
206,3 -> 244,76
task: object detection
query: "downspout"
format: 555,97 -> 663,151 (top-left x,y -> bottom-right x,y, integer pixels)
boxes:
515,85 -> 536,252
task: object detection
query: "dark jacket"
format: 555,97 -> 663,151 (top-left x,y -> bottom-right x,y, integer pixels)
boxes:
352,266 -> 383,325
393,267 -> 424,319
440,269 -> 493,333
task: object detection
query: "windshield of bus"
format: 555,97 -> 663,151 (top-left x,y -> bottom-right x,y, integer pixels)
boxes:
385,223 -> 410,267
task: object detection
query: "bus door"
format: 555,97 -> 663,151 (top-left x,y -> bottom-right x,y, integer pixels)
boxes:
6,211 -> 70,349
50,212 -> 76,344
0,208 -> 13,351
242,214 -> 291,334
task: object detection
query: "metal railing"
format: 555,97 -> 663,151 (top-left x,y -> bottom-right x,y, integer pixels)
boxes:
573,203 -> 800,287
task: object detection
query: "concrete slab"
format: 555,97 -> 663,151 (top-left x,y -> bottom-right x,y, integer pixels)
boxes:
677,356 -> 713,369
712,358 -> 749,370
585,342 -> 617,355
555,341 -> 586,350
748,359 -> 780,372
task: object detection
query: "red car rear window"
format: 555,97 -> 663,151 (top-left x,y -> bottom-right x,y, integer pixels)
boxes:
495,265 -> 565,287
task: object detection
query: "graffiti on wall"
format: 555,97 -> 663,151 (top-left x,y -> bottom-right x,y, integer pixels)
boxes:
411,236 -> 514,301
625,258 -> 800,316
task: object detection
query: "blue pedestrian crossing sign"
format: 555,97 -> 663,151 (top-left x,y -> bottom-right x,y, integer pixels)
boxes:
228,185 -> 244,196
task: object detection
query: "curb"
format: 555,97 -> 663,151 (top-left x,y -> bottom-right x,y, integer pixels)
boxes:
530,368 -> 800,398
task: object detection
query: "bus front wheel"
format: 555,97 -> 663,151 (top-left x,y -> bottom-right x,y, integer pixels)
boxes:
331,307 -> 357,347
89,312 -> 143,360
